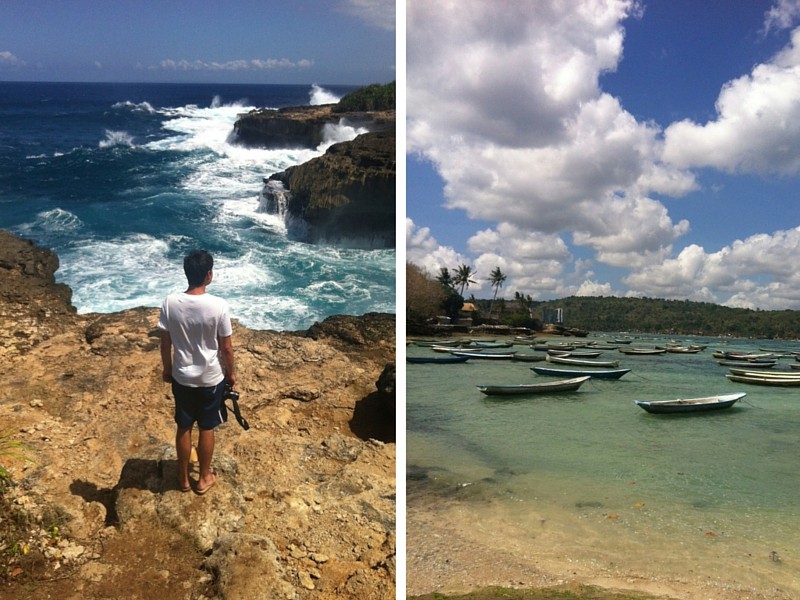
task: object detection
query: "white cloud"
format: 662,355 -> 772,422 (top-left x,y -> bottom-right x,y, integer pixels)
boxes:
152,58 -> 313,72
764,0 -> 800,32
0,50 -> 25,67
406,219 -> 471,279
407,0 -> 800,309
663,27 -> 800,175
340,0 -> 395,31
621,227 -> 800,308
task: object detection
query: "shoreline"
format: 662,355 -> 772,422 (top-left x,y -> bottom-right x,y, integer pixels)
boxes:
406,496 -> 792,600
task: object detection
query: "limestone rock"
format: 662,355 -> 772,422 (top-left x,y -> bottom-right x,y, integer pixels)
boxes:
266,131 -> 395,247
0,231 -> 396,599
232,104 -> 394,150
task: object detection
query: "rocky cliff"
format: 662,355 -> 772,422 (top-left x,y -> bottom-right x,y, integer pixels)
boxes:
266,131 -> 395,247
0,232 -> 396,599
234,104 -> 395,248
233,105 -> 394,150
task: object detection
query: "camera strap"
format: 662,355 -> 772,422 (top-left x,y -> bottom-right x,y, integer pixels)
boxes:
226,395 -> 250,431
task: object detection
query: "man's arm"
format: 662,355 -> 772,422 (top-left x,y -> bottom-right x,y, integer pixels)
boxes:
160,330 -> 173,383
219,335 -> 236,388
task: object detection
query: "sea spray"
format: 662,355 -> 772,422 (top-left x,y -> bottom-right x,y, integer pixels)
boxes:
0,82 -> 394,331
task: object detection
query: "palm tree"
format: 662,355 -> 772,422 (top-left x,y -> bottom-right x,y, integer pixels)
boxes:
453,264 -> 476,297
436,267 -> 454,289
488,266 -> 507,316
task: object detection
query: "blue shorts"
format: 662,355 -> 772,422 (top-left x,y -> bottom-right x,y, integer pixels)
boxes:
172,379 -> 227,430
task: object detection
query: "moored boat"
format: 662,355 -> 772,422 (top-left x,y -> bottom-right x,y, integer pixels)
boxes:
546,349 -> 602,358
510,353 -> 547,362
728,368 -> 800,378
532,366 -> 631,379
449,350 -> 517,360
634,392 -> 745,414
407,355 -> 470,364
546,355 -> 620,367
726,373 -> 800,386
476,376 -> 591,396
618,347 -> 667,355
716,359 -> 776,368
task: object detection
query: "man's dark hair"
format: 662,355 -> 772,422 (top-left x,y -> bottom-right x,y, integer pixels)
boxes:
184,250 -> 213,287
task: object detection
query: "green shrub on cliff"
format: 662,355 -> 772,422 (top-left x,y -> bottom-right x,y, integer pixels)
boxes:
334,82 -> 395,112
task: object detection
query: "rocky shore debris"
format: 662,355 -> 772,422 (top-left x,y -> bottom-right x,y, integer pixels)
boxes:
0,231 -> 396,599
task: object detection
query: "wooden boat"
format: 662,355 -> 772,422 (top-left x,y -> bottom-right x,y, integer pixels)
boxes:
618,347 -> 667,355
413,340 -> 460,347
712,351 -> 780,360
473,341 -> 513,348
510,353 -> 547,362
431,345 -> 482,353
728,368 -> 800,378
531,366 -> 631,379
546,349 -> 602,358
635,392 -> 745,414
477,376 -> 591,396
717,359 -> 776,369
449,350 -> 517,360
531,343 -> 574,352
663,346 -> 701,354
407,355 -> 470,364
726,373 -> 800,386
546,355 -> 620,367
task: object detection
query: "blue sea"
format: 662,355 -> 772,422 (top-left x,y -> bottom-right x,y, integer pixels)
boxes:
0,81 -> 395,331
407,335 -> 800,597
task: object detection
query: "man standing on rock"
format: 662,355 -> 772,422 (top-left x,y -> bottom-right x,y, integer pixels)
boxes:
158,250 -> 236,495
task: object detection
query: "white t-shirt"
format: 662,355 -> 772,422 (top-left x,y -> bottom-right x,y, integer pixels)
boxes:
157,292 -> 233,387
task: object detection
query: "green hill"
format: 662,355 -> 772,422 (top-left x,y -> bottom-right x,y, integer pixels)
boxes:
531,296 -> 800,339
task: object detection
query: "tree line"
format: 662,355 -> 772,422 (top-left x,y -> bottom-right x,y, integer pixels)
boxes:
333,82 -> 395,112
407,261 -> 800,339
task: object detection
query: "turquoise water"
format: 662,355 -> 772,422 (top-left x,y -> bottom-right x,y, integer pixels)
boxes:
407,335 -> 800,595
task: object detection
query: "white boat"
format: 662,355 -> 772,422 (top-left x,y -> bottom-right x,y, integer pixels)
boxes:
546,355 -> 619,368
476,376 -> 591,396
449,350 -> 517,360
728,368 -> 800,378
635,392 -> 745,414
726,373 -> 800,386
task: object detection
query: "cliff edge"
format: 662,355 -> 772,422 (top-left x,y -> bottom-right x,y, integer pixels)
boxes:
233,101 -> 395,248
0,232 -> 396,599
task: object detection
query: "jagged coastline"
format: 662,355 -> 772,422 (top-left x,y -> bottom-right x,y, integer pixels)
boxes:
0,231 -> 396,599
233,100 -> 396,248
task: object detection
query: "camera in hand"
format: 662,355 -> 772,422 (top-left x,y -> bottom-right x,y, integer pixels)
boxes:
223,383 -> 249,430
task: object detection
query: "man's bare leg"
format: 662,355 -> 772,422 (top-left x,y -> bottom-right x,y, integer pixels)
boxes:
196,428 -> 217,494
175,426 -> 193,491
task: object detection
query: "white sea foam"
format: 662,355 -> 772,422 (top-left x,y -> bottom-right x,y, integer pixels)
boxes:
99,130 -> 135,148
58,234 -> 177,313
17,208 -> 83,235
317,121 -> 368,152
112,100 -> 156,114
309,84 -> 341,106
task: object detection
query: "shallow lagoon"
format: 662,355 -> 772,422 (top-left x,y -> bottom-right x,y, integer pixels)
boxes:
407,334 -> 800,597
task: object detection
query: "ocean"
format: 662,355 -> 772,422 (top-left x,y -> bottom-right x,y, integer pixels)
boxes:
0,81 -> 395,331
407,335 -> 800,597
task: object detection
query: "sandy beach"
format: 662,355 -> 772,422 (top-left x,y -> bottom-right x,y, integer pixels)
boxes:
406,495 -> 795,600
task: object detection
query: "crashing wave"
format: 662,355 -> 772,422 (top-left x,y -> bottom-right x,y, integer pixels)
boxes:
112,100 -> 156,114
99,130 -> 135,148
309,84 -> 341,106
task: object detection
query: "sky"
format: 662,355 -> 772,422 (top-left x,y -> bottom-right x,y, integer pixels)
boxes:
406,0 -> 800,311
0,0 -> 395,85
